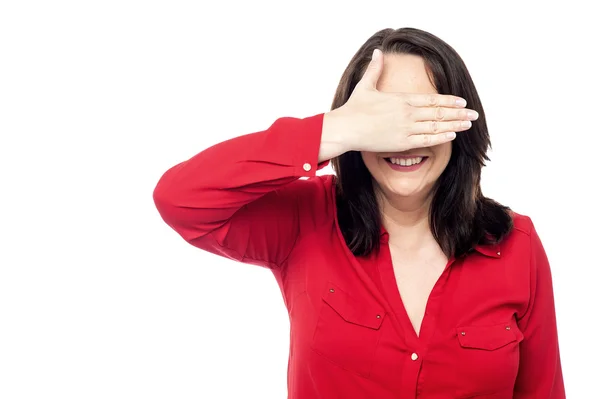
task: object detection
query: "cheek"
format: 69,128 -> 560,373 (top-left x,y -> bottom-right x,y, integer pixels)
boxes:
360,152 -> 387,186
433,143 -> 452,169
360,152 -> 379,172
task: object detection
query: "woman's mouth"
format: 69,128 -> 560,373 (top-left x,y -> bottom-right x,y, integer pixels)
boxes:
384,156 -> 428,172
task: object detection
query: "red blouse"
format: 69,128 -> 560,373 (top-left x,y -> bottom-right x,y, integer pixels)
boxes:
153,114 -> 565,398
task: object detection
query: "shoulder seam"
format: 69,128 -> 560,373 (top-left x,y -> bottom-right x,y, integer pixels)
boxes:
510,213 -> 534,236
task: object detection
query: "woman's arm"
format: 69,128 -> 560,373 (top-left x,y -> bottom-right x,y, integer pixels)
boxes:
153,114 -> 338,268
513,222 -> 566,398
153,50 -> 473,269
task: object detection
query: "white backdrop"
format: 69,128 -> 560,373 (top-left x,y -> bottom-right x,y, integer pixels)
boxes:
1,1 -> 598,398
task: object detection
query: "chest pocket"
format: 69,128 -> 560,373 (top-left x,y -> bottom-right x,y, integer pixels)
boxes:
454,319 -> 525,396
456,319 -> 524,350
311,282 -> 386,378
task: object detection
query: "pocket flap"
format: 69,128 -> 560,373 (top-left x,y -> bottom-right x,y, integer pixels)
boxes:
457,320 -> 523,351
322,283 -> 385,330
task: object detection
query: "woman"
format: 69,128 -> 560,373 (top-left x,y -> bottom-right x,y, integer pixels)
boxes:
153,28 -> 565,398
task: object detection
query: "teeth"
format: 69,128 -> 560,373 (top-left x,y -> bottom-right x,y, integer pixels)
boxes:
389,156 -> 423,166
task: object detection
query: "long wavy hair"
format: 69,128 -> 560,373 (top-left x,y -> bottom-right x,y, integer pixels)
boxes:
331,27 -> 513,258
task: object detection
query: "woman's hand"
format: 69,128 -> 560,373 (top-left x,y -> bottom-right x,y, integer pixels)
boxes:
320,49 -> 479,160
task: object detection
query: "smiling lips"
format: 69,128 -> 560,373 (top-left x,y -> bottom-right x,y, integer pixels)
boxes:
384,156 -> 428,171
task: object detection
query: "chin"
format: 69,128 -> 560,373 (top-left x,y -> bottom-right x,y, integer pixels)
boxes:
380,177 -> 428,198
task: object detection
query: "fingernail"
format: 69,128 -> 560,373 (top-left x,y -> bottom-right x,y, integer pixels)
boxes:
446,132 -> 456,140
372,48 -> 380,61
456,98 -> 467,107
467,111 -> 479,120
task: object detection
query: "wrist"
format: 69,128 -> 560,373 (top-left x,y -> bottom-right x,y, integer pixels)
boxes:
322,108 -> 354,156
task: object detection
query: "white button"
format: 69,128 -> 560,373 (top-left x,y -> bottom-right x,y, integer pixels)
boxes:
411,353 -> 418,361
302,163 -> 311,172
497,251 -> 501,256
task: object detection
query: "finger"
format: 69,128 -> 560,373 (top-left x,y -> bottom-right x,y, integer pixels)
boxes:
406,93 -> 467,108
411,107 -> 479,122
355,49 -> 383,91
411,120 -> 472,135
408,132 -> 457,148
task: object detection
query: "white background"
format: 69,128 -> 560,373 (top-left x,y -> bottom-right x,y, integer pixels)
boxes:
1,1 -> 598,398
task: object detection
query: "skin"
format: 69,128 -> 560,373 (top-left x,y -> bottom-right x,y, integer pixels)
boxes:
362,53 -> 452,224
320,50 -> 478,335
361,53 -> 453,335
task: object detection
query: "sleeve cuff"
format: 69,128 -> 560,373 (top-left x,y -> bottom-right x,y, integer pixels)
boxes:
292,113 -> 329,177
262,113 -> 329,177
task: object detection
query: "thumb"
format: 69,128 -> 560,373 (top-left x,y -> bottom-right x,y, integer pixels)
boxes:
357,48 -> 383,90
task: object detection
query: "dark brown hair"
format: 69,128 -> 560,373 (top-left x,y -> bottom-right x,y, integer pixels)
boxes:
331,27 -> 513,258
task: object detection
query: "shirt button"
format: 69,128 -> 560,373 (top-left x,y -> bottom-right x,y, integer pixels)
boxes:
302,163 -> 311,172
411,353 -> 419,361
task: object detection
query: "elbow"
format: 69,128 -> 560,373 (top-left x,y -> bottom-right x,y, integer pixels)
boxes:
153,181 -> 169,212
153,182 -> 174,224
152,170 -> 182,225
152,179 -> 192,241
152,172 -> 213,244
